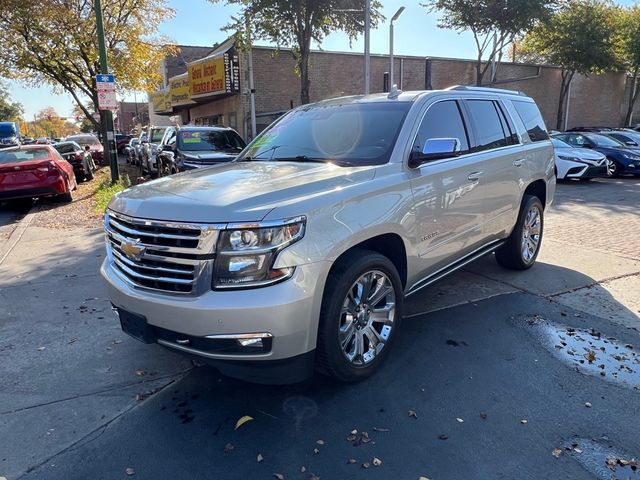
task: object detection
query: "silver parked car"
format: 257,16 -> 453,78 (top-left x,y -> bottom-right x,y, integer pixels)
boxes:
101,87 -> 555,384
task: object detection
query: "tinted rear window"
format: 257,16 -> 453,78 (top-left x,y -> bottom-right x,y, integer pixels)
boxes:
54,142 -> 80,154
68,135 -> 100,146
0,148 -> 50,164
466,100 -> 509,151
150,128 -> 167,142
512,101 -> 549,142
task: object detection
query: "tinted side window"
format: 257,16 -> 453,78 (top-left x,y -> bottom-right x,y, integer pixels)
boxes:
465,100 -> 509,152
512,101 -> 549,142
415,100 -> 469,154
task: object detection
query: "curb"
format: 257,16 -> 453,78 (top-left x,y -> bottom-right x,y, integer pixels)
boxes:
0,205 -> 41,266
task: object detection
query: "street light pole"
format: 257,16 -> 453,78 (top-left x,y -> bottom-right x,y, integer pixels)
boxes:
364,0 -> 371,95
94,0 -> 119,183
389,6 -> 405,89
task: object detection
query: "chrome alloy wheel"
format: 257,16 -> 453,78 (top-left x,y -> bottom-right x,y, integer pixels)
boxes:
521,205 -> 542,263
338,270 -> 396,366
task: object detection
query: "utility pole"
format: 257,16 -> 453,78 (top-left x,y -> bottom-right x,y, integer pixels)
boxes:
94,0 -> 119,183
364,0 -> 371,95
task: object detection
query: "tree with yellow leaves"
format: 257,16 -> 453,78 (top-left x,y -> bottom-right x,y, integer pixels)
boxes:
0,0 -> 175,131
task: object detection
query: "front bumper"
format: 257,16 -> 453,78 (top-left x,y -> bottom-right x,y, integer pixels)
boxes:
566,164 -> 608,179
101,258 -> 330,382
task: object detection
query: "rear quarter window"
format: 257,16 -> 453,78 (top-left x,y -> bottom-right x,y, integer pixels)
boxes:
512,101 -> 549,142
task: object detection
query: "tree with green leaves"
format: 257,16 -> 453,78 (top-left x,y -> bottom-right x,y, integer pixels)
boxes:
518,0 -> 617,130
212,0 -> 384,104
613,5 -> 640,126
0,80 -> 24,122
0,0 -> 174,131
423,0 -> 557,86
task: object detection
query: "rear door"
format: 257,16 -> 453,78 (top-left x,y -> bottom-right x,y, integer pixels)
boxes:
461,98 -> 524,239
409,99 -> 488,274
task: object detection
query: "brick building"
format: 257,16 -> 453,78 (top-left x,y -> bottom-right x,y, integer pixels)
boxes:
149,39 -> 638,141
114,101 -> 149,134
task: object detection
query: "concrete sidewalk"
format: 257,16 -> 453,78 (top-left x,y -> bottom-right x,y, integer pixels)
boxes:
1,181 -> 639,478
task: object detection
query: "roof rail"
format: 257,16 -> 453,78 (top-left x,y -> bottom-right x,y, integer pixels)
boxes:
445,85 -> 527,97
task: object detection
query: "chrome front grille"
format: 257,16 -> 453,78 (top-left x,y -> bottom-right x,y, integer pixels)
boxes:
105,211 -> 223,295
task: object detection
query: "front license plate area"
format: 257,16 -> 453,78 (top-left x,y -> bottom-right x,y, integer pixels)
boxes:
118,308 -> 156,344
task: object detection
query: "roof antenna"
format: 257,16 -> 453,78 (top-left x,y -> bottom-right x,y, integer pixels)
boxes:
388,84 -> 401,99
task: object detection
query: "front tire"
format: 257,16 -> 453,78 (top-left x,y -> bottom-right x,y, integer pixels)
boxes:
495,195 -> 543,270
607,157 -> 620,177
316,250 -> 403,382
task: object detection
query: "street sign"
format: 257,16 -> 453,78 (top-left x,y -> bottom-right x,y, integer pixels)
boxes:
96,73 -> 117,110
98,91 -> 117,110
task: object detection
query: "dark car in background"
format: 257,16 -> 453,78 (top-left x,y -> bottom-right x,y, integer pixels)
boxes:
115,134 -> 131,154
53,141 -> 96,181
156,126 -> 246,175
0,121 -> 22,148
553,132 -> 640,177
66,134 -> 104,165
125,138 -> 140,164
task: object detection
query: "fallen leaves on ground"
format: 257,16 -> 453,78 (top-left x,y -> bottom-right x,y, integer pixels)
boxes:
552,448 -> 562,458
372,457 -> 382,466
480,412 -> 488,419
313,448 -> 320,454
408,410 -> 418,419
362,462 -> 370,469
235,415 -> 254,430
273,474 -> 284,480
309,474 -> 320,480
456,417 -> 464,423
347,459 -> 357,464
316,439 -> 325,445
347,431 -> 371,446
373,427 -> 390,432
224,443 -> 234,453
418,477 -> 431,480
520,419 -> 528,424
257,453 -> 264,463
125,467 -> 135,476
585,402 -> 592,408
438,434 -> 448,440
36,346 -> 45,351
300,466 -> 306,473
134,370 -> 146,377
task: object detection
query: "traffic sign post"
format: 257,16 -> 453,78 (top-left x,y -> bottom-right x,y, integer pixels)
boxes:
94,0 -> 119,184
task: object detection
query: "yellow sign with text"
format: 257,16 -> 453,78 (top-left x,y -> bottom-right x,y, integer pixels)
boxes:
150,89 -> 171,113
169,74 -> 192,107
188,57 -> 226,98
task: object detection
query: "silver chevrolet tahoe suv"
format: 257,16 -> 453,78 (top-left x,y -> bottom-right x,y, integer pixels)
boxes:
101,86 -> 555,384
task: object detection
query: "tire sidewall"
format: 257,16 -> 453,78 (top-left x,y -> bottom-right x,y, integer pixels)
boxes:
318,251 -> 404,382
513,196 -> 544,268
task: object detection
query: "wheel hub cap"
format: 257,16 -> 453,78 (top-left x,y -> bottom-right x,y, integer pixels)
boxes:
339,271 -> 396,366
521,206 -> 541,264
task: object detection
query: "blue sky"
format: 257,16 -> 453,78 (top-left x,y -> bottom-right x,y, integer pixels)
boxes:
5,0 -> 634,120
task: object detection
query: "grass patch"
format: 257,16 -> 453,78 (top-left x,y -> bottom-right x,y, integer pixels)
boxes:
94,174 -> 131,215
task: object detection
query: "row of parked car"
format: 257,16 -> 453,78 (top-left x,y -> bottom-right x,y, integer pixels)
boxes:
123,125 -> 246,177
551,127 -> 640,180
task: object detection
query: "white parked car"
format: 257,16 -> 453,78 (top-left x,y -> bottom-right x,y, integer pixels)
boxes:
551,136 -> 608,180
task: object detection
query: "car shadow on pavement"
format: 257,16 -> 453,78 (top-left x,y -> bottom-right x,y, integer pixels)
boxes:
8,245 -> 639,480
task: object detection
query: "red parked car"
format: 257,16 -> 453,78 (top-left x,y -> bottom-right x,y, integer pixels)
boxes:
0,145 -> 77,203
66,134 -> 104,165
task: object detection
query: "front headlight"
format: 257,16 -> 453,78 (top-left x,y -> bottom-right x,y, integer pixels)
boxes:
558,155 -> 580,162
213,217 -> 306,289
622,153 -> 640,161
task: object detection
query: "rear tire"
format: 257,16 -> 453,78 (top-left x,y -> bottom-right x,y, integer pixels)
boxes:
316,249 -> 404,382
58,180 -> 73,203
495,195 -> 544,270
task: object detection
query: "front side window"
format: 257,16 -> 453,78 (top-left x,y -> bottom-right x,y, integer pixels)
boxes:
512,100 -> 549,142
239,102 -> 412,167
178,130 -> 244,152
585,133 -> 625,148
150,128 -> 167,143
414,100 -> 469,154
466,100 -> 509,152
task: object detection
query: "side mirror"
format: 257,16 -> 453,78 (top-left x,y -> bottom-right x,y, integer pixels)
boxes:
161,145 -> 173,152
409,138 -> 461,168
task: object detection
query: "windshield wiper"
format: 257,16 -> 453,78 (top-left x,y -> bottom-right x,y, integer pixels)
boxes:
272,155 -> 351,167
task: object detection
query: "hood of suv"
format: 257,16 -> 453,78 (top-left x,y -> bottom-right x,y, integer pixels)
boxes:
108,161 -> 376,223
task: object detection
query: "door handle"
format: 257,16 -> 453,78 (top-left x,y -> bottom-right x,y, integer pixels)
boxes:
467,171 -> 483,182
513,159 -> 525,167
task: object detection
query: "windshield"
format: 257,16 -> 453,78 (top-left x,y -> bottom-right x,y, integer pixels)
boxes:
239,101 -> 412,166
611,131 -> 640,145
178,130 -> 245,152
585,133 -> 625,147
68,135 -> 100,146
551,138 -> 571,148
53,142 -> 80,154
0,148 -> 50,164
150,128 -> 167,143
0,123 -> 17,138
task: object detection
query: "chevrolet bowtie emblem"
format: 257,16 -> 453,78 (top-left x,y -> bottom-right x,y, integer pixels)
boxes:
121,240 -> 145,261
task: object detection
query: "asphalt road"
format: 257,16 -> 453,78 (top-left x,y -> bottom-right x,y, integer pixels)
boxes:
1,177 -> 639,480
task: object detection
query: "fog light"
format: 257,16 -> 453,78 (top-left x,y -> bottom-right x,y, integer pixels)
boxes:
237,338 -> 264,348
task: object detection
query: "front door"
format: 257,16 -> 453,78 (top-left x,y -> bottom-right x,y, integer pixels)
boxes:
409,99 -> 487,276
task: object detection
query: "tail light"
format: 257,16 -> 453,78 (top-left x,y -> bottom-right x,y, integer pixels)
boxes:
36,161 -> 62,176
75,152 -> 83,161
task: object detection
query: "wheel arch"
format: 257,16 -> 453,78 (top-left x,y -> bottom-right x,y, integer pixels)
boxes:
523,179 -> 546,210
